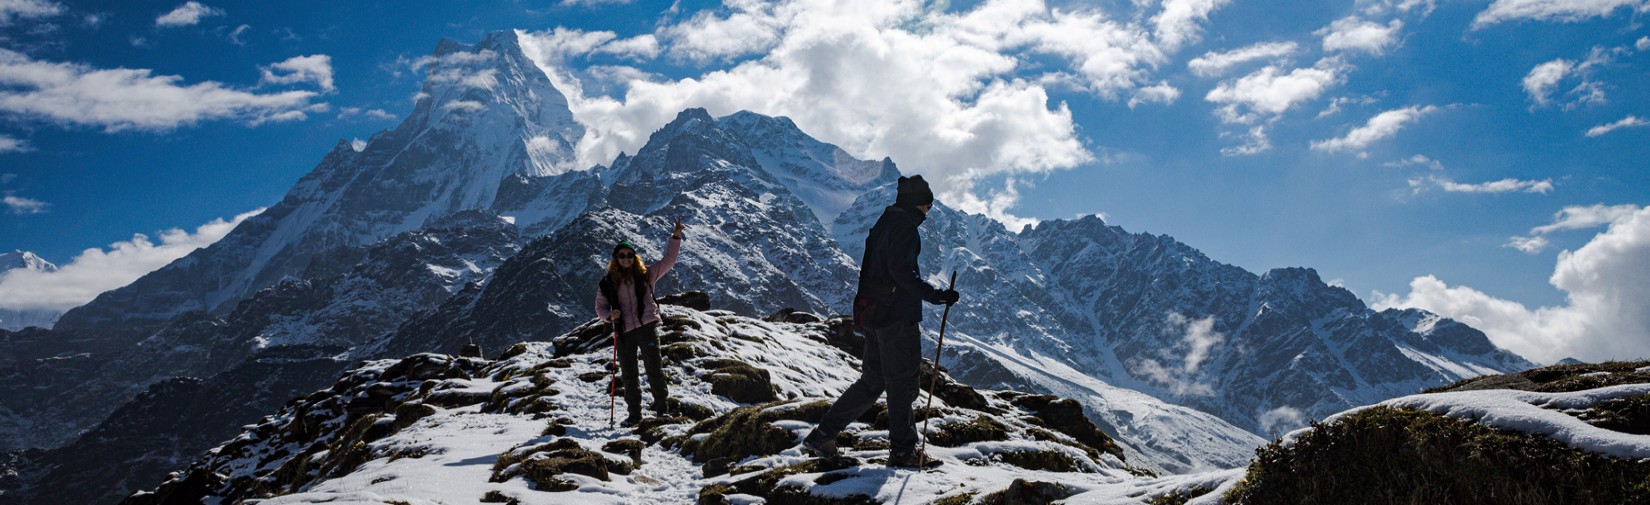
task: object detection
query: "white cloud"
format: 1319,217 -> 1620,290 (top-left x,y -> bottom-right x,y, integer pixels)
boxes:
1258,406 -> 1305,435
1507,235 -> 1551,253
1473,0 -> 1648,29
1151,0 -> 1230,52
443,100 -> 485,112
1318,17 -> 1404,55
1585,115 -> 1648,137
0,0 -> 61,24
339,107 -> 396,121
0,209 -> 263,313
560,0 -> 633,5
1638,36 -> 1650,51
517,0 -> 1209,224
1372,206 -> 1650,363
0,49 -> 321,131
3,194 -> 48,214
0,134 -> 27,153
155,1 -> 222,27
661,0 -> 790,62
1219,125 -> 1272,156
1187,41 -> 1298,77
350,138 -> 366,152
1128,81 -> 1180,108
1207,58 -> 1348,126
1311,105 -> 1437,154
1383,153 -> 1444,170
228,24 -> 249,46
260,54 -> 334,91
1131,312 -> 1225,396
1409,174 -> 1554,194
1531,203 -> 1642,234
1523,58 -> 1574,106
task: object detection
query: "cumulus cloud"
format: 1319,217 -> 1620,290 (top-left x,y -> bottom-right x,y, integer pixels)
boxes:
155,1 -> 222,27
1408,174 -> 1554,194
1311,105 -> 1437,155
0,49 -> 322,131
3,194 -> 48,214
1317,16 -> 1404,55
1207,58 -> 1348,127
0,134 -> 27,153
1187,41 -> 1298,77
1128,81 -> 1180,108
1375,205 -> 1650,363
1131,312 -> 1225,397
1522,44 -> 1630,108
1473,0 -> 1648,29
1507,235 -> 1551,253
517,0 -> 1213,224
260,54 -> 334,91
0,0 -> 62,24
1523,58 -> 1574,106
0,208 -> 263,313
1585,115 -> 1648,137
1151,0 -> 1230,52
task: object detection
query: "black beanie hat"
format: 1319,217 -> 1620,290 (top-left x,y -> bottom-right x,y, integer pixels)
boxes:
895,175 -> 934,208
613,240 -> 638,256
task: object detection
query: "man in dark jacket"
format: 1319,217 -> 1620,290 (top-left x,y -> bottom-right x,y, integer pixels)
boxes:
803,175 -> 960,468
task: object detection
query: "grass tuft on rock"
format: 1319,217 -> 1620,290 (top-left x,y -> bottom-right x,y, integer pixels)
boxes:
1226,406 -> 1650,505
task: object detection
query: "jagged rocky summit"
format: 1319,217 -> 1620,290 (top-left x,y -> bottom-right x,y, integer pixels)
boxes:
0,250 -> 60,331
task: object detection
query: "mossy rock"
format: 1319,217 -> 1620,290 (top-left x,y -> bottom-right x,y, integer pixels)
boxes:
975,479 -> 1076,505
1147,486 -> 1211,505
677,404 -> 794,463
1577,393 -> 1650,435
497,343 -> 532,361
1007,394 -> 1122,459
1226,406 -> 1650,505
926,415 -> 1011,447
767,484 -> 880,504
392,402 -> 437,430
721,458 -> 862,499
995,449 -> 1083,472
480,490 -> 522,504
602,438 -> 646,462
701,359 -> 778,403
697,484 -> 738,505
663,342 -> 708,362
1430,360 -> 1650,394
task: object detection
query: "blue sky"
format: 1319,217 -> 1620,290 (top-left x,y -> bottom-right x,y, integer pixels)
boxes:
0,0 -> 1647,362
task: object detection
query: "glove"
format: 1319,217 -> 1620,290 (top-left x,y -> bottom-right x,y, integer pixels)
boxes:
935,289 -> 960,305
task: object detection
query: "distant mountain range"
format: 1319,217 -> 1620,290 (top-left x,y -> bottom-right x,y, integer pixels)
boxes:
0,29 -> 1536,504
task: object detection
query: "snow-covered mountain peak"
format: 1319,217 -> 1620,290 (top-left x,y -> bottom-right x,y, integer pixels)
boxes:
0,249 -> 55,272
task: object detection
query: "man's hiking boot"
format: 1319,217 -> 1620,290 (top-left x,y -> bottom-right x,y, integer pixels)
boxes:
650,399 -> 669,415
620,414 -> 641,428
887,452 -> 943,469
801,431 -> 839,458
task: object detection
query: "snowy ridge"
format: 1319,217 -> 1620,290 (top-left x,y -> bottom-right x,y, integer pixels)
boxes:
1299,384 -> 1650,460
127,305 -> 1222,505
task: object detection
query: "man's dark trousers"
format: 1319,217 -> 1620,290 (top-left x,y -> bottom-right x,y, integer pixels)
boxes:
618,323 -> 667,416
814,319 -> 922,456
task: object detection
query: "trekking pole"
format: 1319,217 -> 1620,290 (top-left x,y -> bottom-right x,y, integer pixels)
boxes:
918,271 -> 957,469
610,318 -> 620,429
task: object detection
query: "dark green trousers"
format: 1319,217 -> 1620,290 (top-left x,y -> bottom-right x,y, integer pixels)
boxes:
618,322 -> 667,417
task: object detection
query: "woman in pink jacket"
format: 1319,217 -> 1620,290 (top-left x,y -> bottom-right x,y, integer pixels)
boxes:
595,219 -> 684,427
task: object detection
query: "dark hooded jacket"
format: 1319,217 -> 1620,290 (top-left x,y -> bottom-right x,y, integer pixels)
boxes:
858,204 -> 942,323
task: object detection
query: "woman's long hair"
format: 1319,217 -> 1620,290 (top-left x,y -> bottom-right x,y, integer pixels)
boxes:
606,251 -> 648,285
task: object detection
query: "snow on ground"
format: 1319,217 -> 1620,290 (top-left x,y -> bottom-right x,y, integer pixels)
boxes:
1319,384 -> 1650,460
195,305 -> 1650,505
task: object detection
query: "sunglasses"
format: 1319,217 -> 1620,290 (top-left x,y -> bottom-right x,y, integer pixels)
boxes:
614,252 -> 635,259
